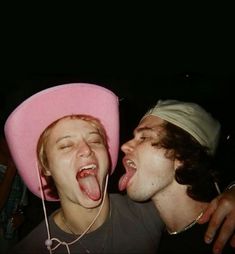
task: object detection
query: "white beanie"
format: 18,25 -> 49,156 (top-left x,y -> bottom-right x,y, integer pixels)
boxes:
142,100 -> 221,154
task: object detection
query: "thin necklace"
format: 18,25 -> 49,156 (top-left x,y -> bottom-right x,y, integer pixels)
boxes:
62,215 -> 90,253
167,210 -> 204,235
62,207 -> 112,253
48,175 -> 110,254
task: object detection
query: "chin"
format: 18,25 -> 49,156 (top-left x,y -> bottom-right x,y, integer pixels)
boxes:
128,186 -> 152,202
127,189 -> 145,202
82,198 -> 103,209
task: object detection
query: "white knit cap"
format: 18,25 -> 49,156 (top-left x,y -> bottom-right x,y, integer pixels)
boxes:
142,100 -> 221,154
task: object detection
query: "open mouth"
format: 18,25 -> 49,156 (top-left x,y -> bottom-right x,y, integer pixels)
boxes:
77,164 -> 97,178
118,158 -> 137,191
76,164 -> 101,201
125,159 -> 137,169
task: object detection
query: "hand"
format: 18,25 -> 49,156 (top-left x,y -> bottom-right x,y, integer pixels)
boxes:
198,186 -> 235,254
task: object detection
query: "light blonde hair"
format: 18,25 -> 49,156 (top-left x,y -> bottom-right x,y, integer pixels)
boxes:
37,115 -> 109,198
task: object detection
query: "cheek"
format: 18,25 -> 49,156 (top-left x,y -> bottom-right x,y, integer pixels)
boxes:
46,150 -> 71,175
98,150 -> 110,171
139,148 -> 174,176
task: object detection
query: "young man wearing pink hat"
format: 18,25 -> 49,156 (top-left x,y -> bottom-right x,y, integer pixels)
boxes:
120,99 -> 235,253
4,84 -> 235,253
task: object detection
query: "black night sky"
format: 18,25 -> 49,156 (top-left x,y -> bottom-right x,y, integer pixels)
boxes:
0,6 -> 235,237
1,5 -> 235,191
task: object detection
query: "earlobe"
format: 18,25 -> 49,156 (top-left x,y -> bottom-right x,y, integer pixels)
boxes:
42,167 -> 51,176
174,159 -> 182,170
44,170 -> 51,176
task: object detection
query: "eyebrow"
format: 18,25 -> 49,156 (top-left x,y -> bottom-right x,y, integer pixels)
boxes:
55,131 -> 101,144
134,127 -> 155,135
56,135 -> 72,144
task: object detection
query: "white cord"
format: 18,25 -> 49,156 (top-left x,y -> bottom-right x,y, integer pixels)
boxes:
36,161 -> 52,253
214,181 -> 221,195
41,172 -> 109,254
226,181 -> 235,191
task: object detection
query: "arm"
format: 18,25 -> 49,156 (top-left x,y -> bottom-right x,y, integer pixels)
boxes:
198,185 -> 235,254
199,130 -> 235,254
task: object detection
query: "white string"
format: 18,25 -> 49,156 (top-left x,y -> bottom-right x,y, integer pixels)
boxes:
214,181 -> 221,194
226,181 -> 235,191
39,171 -> 109,254
36,161 -> 52,254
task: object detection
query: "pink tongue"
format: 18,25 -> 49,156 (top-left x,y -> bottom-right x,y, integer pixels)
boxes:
118,170 -> 135,191
78,174 -> 101,201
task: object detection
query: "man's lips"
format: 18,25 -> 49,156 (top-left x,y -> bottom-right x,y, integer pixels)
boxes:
118,158 -> 137,191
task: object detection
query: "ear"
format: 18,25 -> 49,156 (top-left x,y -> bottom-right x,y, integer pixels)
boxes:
41,166 -> 52,176
44,169 -> 52,176
174,159 -> 182,171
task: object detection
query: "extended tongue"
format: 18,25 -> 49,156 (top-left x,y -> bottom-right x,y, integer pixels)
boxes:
78,174 -> 101,201
118,170 -> 135,191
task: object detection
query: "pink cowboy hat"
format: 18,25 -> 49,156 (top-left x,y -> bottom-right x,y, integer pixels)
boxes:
4,83 -> 119,201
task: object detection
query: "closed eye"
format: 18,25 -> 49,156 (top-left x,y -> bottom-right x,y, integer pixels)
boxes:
88,133 -> 104,145
59,144 -> 73,150
89,138 -> 104,145
139,136 -> 150,142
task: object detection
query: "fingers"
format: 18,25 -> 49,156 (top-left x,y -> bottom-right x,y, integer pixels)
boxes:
211,216 -> 235,254
203,206 -> 222,245
199,186 -> 235,253
198,198 -> 218,224
204,197 -> 235,254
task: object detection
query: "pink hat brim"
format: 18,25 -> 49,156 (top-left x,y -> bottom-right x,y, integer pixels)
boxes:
4,83 -> 119,201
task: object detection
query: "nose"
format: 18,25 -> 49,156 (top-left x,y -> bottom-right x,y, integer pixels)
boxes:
77,140 -> 92,158
121,139 -> 134,154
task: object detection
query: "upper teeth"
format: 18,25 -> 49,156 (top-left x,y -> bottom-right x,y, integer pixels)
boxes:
80,164 -> 96,171
126,160 -> 136,168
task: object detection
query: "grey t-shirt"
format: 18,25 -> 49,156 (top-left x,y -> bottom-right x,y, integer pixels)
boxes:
9,193 -> 163,254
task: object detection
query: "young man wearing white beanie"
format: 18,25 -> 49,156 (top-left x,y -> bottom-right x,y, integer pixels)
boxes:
120,100 -> 235,254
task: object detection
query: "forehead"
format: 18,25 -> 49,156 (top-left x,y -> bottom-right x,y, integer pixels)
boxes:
49,117 -> 100,138
135,115 -> 165,134
56,117 -> 96,128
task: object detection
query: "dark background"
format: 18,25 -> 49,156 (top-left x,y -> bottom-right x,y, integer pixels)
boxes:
1,4 -> 234,136
1,4 -> 235,236
1,58 -> 234,191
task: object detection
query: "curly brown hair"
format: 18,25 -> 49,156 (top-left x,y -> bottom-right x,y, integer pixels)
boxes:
152,122 -> 220,202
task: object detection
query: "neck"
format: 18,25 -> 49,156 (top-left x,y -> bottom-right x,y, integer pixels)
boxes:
55,194 -> 110,235
152,182 -> 208,234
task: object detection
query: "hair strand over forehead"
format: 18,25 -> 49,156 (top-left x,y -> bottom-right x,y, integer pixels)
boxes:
36,114 -> 109,199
